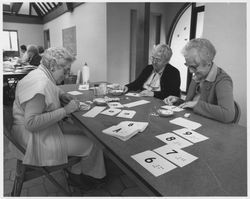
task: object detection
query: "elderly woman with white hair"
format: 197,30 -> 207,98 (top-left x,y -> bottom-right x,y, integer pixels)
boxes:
164,38 -> 235,123
124,43 -> 181,99
11,47 -> 106,189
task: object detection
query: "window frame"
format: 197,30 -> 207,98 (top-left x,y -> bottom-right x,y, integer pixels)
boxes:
3,29 -> 20,57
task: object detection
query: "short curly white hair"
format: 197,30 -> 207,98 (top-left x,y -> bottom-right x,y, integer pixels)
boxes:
41,47 -> 75,69
182,38 -> 216,64
152,43 -> 173,62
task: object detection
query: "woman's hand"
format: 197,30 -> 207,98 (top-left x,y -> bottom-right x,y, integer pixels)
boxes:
179,101 -> 198,109
140,90 -> 154,97
64,100 -> 80,114
123,86 -> 128,93
60,93 -> 74,106
164,96 -> 179,105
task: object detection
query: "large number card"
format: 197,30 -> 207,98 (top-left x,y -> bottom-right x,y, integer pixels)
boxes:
156,132 -> 193,148
131,150 -> 177,177
117,110 -> 136,119
154,145 -> 198,167
173,128 -> 209,143
101,108 -> 121,116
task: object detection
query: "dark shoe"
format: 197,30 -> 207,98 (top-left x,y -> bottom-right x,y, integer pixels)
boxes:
80,174 -> 107,187
66,170 -> 93,191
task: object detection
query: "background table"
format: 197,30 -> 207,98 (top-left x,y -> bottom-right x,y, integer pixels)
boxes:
61,84 -> 247,196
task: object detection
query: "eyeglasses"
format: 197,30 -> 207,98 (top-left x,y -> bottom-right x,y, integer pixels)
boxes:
184,63 -> 200,72
151,56 -> 162,63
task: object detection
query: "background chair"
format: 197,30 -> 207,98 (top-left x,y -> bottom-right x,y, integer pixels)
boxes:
233,101 -> 241,124
3,106 -> 81,196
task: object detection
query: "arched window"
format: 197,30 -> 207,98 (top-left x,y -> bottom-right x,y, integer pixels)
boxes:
168,3 -> 205,93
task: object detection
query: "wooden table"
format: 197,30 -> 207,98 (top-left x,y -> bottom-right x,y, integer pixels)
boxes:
61,84 -> 247,196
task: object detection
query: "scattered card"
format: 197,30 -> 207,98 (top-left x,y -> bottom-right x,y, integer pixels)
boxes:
161,105 -> 184,112
173,128 -> 209,143
82,106 -> 106,118
123,100 -> 150,108
156,132 -> 193,148
131,150 -> 177,177
67,91 -> 83,95
119,121 -> 149,132
169,117 -> 202,130
125,93 -> 141,97
108,102 -> 124,109
117,110 -> 136,119
154,145 -> 198,167
101,108 -> 121,116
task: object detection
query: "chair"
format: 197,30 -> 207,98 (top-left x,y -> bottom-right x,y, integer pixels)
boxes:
233,101 -> 241,123
3,106 -> 81,196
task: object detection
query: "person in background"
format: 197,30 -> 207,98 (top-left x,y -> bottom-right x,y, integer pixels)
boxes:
17,44 -> 29,64
26,45 -> 42,66
38,45 -> 45,56
123,43 -> 181,99
164,38 -> 235,123
11,47 -> 106,190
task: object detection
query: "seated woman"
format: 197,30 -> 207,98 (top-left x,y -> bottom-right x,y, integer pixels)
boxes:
26,45 -> 42,66
11,47 -> 106,189
164,38 -> 235,123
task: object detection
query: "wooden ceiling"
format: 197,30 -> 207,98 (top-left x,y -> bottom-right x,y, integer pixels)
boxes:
3,2 -> 83,24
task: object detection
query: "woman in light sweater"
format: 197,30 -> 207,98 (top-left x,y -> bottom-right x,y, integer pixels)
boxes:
11,47 -> 106,189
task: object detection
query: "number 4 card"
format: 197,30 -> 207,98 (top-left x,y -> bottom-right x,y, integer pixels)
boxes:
131,150 -> 177,177
154,145 -> 198,167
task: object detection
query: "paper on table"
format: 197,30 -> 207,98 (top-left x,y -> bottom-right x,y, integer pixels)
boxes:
173,128 -> 209,143
117,110 -> 136,119
154,145 -> 198,167
125,93 -> 141,97
82,106 -> 106,118
169,117 -> 201,130
101,108 -> 122,116
131,150 -> 177,177
123,100 -> 150,108
67,91 -> 83,95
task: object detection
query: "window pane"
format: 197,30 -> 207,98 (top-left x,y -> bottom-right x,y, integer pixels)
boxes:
10,32 -> 18,51
2,31 -> 18,51
2,32 -> 11,50
169,6 -> 192,92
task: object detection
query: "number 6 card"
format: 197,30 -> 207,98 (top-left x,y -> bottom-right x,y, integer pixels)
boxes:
131,150 -> 177,177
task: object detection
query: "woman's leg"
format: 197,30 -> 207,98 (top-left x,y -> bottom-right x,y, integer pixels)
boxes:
64,134 -> 106,179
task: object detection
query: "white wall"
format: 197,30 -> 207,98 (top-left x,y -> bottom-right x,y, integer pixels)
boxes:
203,3 -> 246,126
3,22 -> 43,47
43,3 -> 107,82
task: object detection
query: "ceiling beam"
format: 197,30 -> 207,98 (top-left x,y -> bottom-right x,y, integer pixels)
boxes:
31,3 -> 43,16
11,3 -> 22,14
3,13 -> 43,24
3,4 -> 11,12
66,3 -> 74,12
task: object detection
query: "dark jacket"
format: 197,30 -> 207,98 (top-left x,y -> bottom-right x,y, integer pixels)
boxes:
29,54 -> 42,66
126,64 -> 180,99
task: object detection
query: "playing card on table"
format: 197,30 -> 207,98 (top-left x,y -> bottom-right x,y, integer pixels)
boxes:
125,92 -> 141,97
123,100 -> 150,108
67,91 -> 83,95
173,128 -> 209,143
156,132 -> 193,148
170,117 -> 202,130
119,121 -> 149,132
101,108 -> 121,116
117,110 -> 136,119
154,145 -> 198,167
82,106 -> 106,118
161,105 -> 184,112
108,102 -> 124,109
131,150 -> 177,177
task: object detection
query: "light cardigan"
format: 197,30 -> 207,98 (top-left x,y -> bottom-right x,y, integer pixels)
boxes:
186,64 -> 235,123
11,65 -> 68,166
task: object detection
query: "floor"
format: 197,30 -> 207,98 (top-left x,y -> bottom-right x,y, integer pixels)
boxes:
4,132 -> 147,197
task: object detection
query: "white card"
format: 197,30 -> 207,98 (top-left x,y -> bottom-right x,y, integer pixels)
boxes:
119,121 -> 149,132
154,145 -> 198,167
82,106 -> 106,118
156,132 -> 193,148
117,110 -> 136,119
125,92 -> 141,97
161,105 -> 184,112
173,128 -> 209,143
67,91 -> 83,95
101,108 -> 121,116
78,84 -> 89,90
123,100 -> 150,108
108,102 -> 124,109
131,150 -> 177,177
169,117 -> 201,130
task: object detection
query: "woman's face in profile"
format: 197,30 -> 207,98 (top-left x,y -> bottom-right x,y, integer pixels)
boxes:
52,62 -> 71,85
